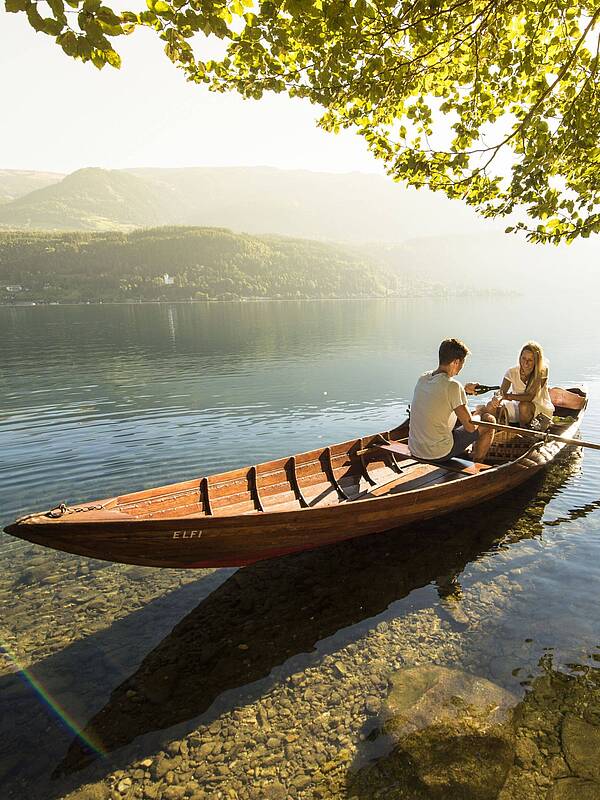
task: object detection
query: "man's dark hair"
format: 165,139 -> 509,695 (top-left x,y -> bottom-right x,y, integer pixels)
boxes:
438,338 -> 470,365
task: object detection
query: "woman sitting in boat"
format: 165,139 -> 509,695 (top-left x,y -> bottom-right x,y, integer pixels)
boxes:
498,341 -> 554,429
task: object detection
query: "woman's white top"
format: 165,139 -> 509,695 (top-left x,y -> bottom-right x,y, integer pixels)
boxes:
504,365 -> 554,418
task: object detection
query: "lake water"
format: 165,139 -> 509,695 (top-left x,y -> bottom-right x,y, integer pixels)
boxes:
2,298 -> 600,799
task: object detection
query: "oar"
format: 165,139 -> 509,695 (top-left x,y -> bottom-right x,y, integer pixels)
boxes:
474,418 -> 600,452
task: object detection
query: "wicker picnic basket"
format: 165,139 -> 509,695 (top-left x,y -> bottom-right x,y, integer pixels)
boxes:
486,405 -> 532,464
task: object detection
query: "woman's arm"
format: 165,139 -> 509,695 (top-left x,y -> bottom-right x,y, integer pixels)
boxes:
503,376 -> 547,402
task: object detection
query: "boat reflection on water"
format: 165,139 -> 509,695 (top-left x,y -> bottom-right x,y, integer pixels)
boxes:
56,452 -> 584,776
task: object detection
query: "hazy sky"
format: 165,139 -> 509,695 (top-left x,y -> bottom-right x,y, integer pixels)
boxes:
0,8 -> 384,175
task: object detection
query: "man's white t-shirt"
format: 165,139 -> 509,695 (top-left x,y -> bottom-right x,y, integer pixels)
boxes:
408,371 -> 467,460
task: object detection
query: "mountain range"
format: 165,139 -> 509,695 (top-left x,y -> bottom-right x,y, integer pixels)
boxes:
0,166 -> 492,242
0,166 -> 598,294
0,169 -> 64,204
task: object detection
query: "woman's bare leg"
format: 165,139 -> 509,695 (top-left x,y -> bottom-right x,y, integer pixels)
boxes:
518,401 -> 535,426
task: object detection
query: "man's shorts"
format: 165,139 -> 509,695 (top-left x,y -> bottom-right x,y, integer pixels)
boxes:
415,426 -> 479,463
444,426 -> 479,460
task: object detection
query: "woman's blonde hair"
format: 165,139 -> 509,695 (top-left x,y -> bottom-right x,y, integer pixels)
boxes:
520,341 -> 547,393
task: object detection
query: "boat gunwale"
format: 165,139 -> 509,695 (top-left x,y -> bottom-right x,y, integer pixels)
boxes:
113,402 -> 587,519
9,383 -> 589,536
10,389 -> 587,529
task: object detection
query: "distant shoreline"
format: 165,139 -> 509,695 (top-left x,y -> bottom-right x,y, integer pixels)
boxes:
0,292 -> 519,308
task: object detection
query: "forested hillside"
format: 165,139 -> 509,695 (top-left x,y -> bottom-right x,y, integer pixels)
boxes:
0,226 -> 438,303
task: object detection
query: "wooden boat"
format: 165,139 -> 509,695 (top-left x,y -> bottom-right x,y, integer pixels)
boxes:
3,386 -> 587,569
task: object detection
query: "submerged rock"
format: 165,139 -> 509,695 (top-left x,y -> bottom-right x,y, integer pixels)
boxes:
561,714 -> 600,781
383,664 -> 517,738
380,665 -> 518,800
547,777 -> 600,800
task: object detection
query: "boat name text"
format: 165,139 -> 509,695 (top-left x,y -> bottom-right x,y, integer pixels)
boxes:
172,530 -> 203,539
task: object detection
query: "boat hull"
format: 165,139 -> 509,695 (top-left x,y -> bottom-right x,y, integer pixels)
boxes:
3,439 -> 565,568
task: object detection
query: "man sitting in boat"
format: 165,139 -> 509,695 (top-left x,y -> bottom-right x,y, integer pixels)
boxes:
408,338 -> 496,463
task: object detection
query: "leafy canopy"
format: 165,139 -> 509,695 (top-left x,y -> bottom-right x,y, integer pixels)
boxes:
10,0 -> 600,242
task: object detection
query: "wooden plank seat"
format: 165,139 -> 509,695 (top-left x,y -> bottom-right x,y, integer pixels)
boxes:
373,441 -> 492,475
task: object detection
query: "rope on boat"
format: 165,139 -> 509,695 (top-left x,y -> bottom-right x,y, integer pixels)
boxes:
45,502 -> 106,518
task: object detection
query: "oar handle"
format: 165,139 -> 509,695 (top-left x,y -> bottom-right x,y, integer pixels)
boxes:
474,418 -> 600,451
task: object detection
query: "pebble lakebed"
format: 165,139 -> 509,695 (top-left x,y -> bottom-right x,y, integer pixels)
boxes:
2,455 -> 600,800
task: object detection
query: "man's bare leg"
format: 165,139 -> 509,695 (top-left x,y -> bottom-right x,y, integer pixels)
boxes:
473,412 -> 495,462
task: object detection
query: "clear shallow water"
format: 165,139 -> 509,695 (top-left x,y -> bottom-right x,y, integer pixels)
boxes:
2,299 -> 600,798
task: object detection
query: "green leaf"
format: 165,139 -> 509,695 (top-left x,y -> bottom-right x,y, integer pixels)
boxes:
57,30 -> 78,55
76,36 -> 92,58
105,48 -> 121,67
5,0 -> 29,12
98,20 -> 124,35
25,4 -> 45,30
96,5 -> 121,24
42,18 -> 63,34
91,49 -> 106,68
47,0 -> 65,17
